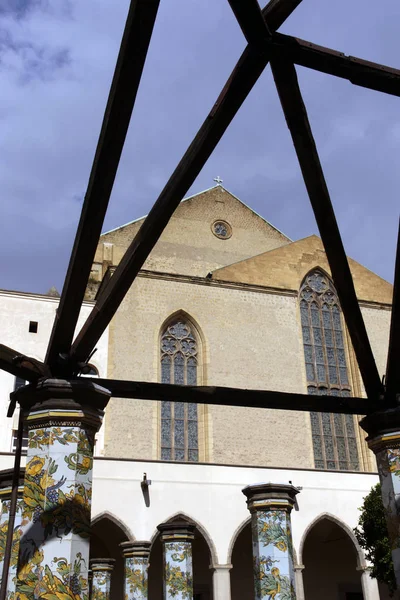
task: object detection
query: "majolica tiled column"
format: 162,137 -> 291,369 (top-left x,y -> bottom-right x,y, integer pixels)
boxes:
120,541 -> 151,600
157,521 -> 195,600
89,558 -> 115,600
14,379 -> 110,600
361,408 -> 400,588
242,483 -> 299,600
0,468 -> 25,596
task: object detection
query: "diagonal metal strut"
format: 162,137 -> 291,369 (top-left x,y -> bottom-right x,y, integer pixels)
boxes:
385,218 -> 400,403
270,57 -> 383,401
227,0 -> 271,50
68,0 -> 303,367
0,344 -> 49,382
45,0 -> 161,373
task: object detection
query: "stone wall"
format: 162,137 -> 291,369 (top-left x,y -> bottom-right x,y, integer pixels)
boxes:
85,186 -> 291,299
103,272 -> 386,470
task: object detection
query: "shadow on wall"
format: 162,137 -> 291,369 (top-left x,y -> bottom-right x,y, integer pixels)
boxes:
302,518 -> 362,600
230,521 -> 254,600
90,516 -> 129,600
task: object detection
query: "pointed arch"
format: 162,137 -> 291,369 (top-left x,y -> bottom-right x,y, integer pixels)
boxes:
150,511 -> 218,566
90,511 -> 132,600
227,516 -> 251,564
159,309 -> 206,356
299,268 -> 360,471
159,311 -> 207,462
298,512 -> 365,569
299,266 -> 333,290
91,510 -> 134,541
227,515 -> 299,567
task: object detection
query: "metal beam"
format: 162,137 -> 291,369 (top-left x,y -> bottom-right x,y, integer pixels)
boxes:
227,0 -> 271,50
0,344 -> 49,382
45,0 -> 161,373
87,378 -> 377,415
385,218 -> 400,402
271,33 -> 400,97
271,58 -> 383,402
69,0 -> 303,366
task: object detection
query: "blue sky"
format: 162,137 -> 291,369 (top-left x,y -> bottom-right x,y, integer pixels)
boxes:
0,0 -> 399,294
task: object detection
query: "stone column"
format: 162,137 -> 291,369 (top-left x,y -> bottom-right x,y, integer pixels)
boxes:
0,468 -> 25,596
89,558 -> 115,600
211,564 -> 232,600
157,521 -> 195,600
88,568 -> 93,600
358,567 -> 380,600
242,483 -> 299,600
361,408 -> 400,589
120,541 -> 151,600
294,565 -> 305,600
14,378 -> 110,600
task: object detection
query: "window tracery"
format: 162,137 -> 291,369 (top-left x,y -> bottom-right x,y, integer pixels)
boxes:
300,270 -> 359,471
160,319 -> 199,462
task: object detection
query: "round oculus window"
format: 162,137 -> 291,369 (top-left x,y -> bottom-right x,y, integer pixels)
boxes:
212,220 -> 232,239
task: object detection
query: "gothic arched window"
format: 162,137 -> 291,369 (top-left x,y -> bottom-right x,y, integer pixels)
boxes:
160,319 -> 199,462
300,270 -> 359,471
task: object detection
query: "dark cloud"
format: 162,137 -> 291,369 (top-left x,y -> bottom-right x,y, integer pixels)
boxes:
0,0 -> 398,295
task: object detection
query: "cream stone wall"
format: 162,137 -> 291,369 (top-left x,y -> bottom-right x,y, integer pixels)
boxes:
104,274 -> 311,468
86,186 -> 291,298
213,234 -> 393,305
103,269 -> 391,472
69,185 -> 392,473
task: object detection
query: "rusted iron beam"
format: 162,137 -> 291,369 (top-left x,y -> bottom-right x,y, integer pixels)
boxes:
227,0 -> 271,50
69,0 -> 303,366
45,0 -> 161,374
88,378 -> 377,415
271,33 -> 400,97
0,344 -> 49,382
385,218 -> 400,403
271,58 -> 383,402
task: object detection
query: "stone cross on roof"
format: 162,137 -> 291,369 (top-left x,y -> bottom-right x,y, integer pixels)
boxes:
213,176 -> 223,185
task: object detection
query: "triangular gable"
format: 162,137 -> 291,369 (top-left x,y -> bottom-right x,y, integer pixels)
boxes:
93,186 -> 291,278
212,235 -> 392,305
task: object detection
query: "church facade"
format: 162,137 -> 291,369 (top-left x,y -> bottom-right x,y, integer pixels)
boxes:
0,186 -> 393,599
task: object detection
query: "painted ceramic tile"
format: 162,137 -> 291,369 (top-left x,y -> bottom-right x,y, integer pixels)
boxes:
124,557 -> 148,600
92,569 -> 112,600
252,510 -> 296,600
0,498 -> 24,597
0,500 -> 11,580
377,448 -> 400,553
164,542 -> 193,600
28,427 -> 81,457
15,422 -> 96,600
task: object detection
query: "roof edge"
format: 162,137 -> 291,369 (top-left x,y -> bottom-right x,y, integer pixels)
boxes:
212,234 -> 319,275
100,185 -> 292,240
101,185 -> 220,236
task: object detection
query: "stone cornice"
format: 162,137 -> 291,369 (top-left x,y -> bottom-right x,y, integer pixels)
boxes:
135,269 -> 391,308
242,482 -> 300,513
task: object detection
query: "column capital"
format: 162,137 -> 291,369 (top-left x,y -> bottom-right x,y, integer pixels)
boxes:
14,378 -> 110,432
157,520 -> 196,543
0,467 -> 25,502
209,563 -> 232,571
89,558 -> 116,572
120,540 -> 151,558
294,564 -> 305,571
361,407 -> 400,452
242,482 -> 299,513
